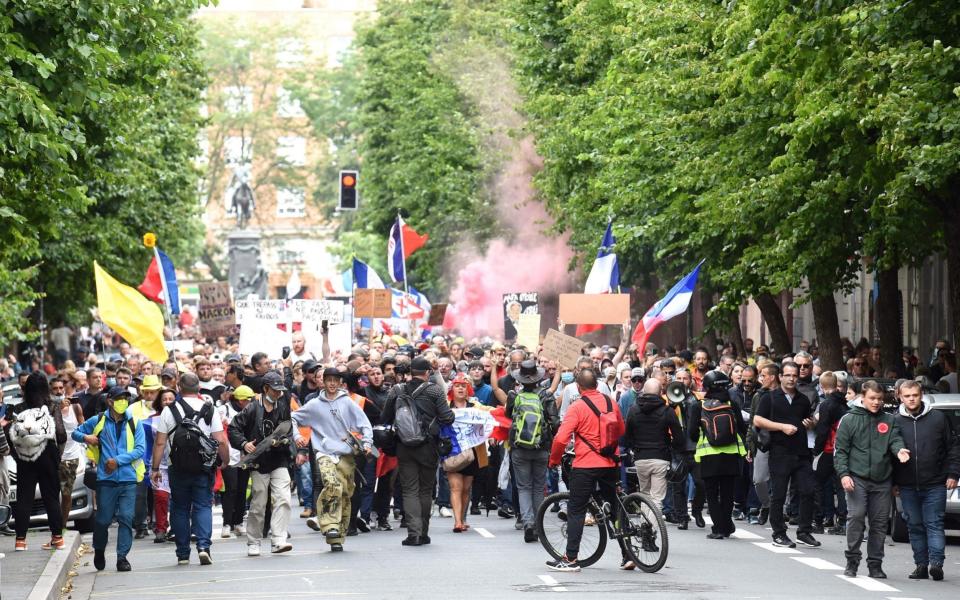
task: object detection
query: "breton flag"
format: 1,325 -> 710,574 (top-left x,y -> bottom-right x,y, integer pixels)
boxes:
576,221 -> 620,336
138,248 -> 181,314
352,258 -> 386,289
409,286 -> 432,323
387,215 -> 428,283
632,260 -> 704,351
390,288 -> 426,319
96,262 -> 168,363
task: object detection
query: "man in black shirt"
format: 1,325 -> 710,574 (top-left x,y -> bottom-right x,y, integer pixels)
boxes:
753,362 -> 820,549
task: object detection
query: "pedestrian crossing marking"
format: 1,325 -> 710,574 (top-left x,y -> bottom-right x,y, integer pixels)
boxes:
835,574 -> 899,593
474,527 -> 495,538
790,557 -> 842,570
751,542 -> 802,554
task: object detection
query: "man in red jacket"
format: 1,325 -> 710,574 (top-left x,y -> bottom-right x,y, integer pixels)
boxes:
547,368 -> 627,572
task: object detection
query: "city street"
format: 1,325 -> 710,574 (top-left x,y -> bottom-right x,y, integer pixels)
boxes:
69,505 -> 958,600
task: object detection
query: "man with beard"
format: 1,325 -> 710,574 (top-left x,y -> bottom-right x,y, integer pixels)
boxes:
196,357 -> 224,404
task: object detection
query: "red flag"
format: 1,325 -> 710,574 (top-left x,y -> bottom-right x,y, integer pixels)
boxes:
138,256 -> 163,303
401,223 -> 428,258
489,406 -> 513,442
376,453 -> 398,478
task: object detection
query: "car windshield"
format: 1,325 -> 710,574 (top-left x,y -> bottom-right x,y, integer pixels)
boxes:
937,407 -> 960,433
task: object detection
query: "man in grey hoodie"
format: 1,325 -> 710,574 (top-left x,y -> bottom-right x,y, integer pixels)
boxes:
293,368 -> 373,552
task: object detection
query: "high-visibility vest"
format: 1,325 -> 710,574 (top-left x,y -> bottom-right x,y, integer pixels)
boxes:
86,413 -> 145,482
694,431 -> 746,463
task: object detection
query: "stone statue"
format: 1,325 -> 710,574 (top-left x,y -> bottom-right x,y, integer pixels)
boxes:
228,237 -> 268,300
228,165 -> 255,229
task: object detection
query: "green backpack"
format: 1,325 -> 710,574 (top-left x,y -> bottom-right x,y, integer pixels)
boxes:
512,391 -> 545,449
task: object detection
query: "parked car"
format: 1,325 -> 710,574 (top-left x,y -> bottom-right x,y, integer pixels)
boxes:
889,393 -> 960,543
6,455 -> 95,533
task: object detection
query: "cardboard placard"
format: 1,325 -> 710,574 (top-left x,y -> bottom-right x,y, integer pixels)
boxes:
558,293 -> 630,325
428,303 -> 448,326
354,288 -> 393,318
290,299 -> 345,325
198,281 -> 236,338
540,328 -> 584,369
238,300 -> 291,359
515,313 -> 541,350
503,292 -> 539,340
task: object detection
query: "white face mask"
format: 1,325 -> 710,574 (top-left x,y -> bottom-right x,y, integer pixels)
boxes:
52,395 -> 65,402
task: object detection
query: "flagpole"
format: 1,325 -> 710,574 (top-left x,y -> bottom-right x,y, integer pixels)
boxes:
152,245 -> 174,338
397,212 -> 415,337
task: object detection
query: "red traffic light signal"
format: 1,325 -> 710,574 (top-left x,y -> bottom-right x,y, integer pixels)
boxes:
339,170 -> 358,210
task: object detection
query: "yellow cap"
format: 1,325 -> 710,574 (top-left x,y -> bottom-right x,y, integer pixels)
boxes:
233,385 -> 255,401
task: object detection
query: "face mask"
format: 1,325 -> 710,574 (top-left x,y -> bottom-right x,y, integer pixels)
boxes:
561,373 -> 574,384
112,399 -> 129,414
264,393 -> 276,404
52,394 -> 65,402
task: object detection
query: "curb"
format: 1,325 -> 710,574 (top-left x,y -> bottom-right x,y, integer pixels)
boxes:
26,531 -> 81,600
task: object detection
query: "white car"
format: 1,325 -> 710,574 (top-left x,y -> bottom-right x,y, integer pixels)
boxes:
7,454 -> 95,532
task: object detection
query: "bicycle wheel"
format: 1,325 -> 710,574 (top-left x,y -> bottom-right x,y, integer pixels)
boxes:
619,492 -> 669,573
536,491 -> 607,567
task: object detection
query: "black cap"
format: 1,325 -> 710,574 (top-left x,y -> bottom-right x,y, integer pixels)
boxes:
410,357 -> 432,373
107,386 -> 132,400
224,353 -> 242,364
161,367 -> 178,380
465,346 -> 485,359
303,359 -> 321,374
321,368 -> 343,380
262,371 -> 287,391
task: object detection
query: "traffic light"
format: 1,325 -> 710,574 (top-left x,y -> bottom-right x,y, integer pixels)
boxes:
339,170 -> 358,210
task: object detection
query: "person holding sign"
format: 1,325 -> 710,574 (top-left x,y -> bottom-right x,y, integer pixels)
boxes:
446,374 -> 483,533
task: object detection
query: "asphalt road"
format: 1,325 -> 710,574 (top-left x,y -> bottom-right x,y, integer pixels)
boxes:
69,505 -> 958,600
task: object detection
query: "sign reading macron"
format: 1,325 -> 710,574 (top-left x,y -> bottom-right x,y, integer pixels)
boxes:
198,282 -> 236,338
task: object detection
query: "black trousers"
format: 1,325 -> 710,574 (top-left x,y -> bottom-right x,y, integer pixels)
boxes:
704,475 -> 737,535
564,467 -> 626,561
769,453 -> 815,537
372,470 -> 395,521
15,446 -> 63,538
220,466 -> 250,527
396,443 -> 439,538
670,456 -> 705,521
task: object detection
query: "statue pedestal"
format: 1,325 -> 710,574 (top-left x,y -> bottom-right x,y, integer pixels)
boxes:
227,230 -> 268,300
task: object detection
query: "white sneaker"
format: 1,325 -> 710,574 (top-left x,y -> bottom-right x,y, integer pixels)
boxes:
306,517 -> 321,532
221,526 -> 235,539
271,542 -> 293,554
234,524 -> 247,536
439,507 -> 453,518
247,543 -> 261,557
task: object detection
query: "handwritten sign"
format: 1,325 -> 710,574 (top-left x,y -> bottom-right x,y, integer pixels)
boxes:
198,282 -> 236,338
290,300 -> 345,325
238,300 -> 290,359
558,293 -> 630,325
441,408 -> 497,456
540,328 -> 584,369
428,303 -> 448,326
354,288 -> 392,318
516,313 -> 541,350
503,292 -> 539,339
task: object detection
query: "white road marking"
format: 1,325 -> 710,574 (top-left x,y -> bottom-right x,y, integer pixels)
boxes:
887,597 -> 923,600
538,574 -> 568,592
835,575 -> 899,592
730,529 -> 764,540
475,527 -> 495,538
751,542 -> 803,554
791,557 -> 843,570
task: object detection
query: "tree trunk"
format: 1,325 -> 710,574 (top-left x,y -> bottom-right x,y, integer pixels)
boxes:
940,197 -> 960,349
754,292 -> 792,355
699,289 -> 718,355
727,310 -> 746,358
875,265 -> 904,377
811,293 -> 843,371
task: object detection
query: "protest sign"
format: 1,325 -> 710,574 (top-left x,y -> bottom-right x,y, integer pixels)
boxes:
440,408 -> 497,457
516,313 -> 541,350
290,299 -> 345,325
238,300 -> 290,359
428,303 -> 448,326
540,328 -> 584,369
354,288 -> 393,318
197,281 -> 235,338
558,293 -> 630,325
503,292 -> 539,340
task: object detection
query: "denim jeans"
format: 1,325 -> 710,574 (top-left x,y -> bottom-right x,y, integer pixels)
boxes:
169,469 -> 214,559
511,447 -> 549,527
436,466 -> 451,509
899,486 -> 947,567
296,461 -> 314,510
94,481 -> 137,558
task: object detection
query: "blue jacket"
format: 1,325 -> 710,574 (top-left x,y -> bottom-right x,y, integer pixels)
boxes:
73,411 -> 146,484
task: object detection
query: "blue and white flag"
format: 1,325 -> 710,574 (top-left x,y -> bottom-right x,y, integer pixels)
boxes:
352,258 -> 386,289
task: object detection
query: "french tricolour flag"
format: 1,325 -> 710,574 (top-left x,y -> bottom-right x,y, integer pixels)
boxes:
352,258 -> 386,289
138,248 -> 180,314
576,221 -> 620,336
631,260 -> 704,351
387,215 -> 428,283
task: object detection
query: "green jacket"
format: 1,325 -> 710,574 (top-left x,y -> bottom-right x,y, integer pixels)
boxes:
834,402 -> 906,483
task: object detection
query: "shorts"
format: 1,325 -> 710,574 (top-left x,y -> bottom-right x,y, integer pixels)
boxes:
59,458 -> 80,497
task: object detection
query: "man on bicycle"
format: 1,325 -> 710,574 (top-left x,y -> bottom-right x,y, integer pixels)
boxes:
547,368 -> 630,571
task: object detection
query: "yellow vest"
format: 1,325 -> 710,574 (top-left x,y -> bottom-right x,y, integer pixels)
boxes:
694,433 -> 747,463
86,414 -> 146,483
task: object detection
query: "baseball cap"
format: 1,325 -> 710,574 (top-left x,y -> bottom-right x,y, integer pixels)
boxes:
107,386 -> 132,400
321,368 -> 343,380
465,346 -> 485,359
410,357 -> 432,372
631,367 -> 645,380
262,371 -> 287,391
160,368 -> 178,380
224,353 -> 242,364
302,359 -> 321,374
233,385 -> 255,401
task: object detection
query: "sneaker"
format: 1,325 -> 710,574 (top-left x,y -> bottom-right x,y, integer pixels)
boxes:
546,556 -> 581,572
757,507 -> 769,525
772,534 -> 796,548
439,507 -> 453,518
346,527 -> 358,537
41,536 -> 65,550
177,558 -> 190,566
116,557 -> 131,572
796,532 -> 821,548
306,517 -> 322,532
401,535 -> 422,547
930,565 -> 944,581
524,526 -> 538,543
470,506 -> 481,516
909,565 -> 928,579
221,525 -> 235,539
154,532 -> 167,544
330,543 -> 343,552
732,509 -> 746,521
248,544 -> 261,557
747,516 -> 760,525
94,549 -> 106,571
620,557 -> 636,570
355,519 -> 371,533
271,542 -> 293,554
324,528 -> 341,540
134,529 -> 147,540
376,520 -> 393,531
514,518 -> 524,531
692,512 -> 706,528
198,549 -> 212,565
300,508 -> 315,519
234,524 -> 247,536
497,507 -> 514,519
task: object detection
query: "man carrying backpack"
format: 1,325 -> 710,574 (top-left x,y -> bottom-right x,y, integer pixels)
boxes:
490,359 -> 561,543
547,368 -> 628,572
687,371 -> 746,540
381,357 -> 455,547
150,373 -> 229,566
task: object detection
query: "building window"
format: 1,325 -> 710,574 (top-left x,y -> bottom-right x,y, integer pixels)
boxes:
276,187 -> 305,217
223,85 -> 253,114
276,87 -> 305,118
224,136 -> 253,168
327,36 -> 354,69
276,136 -> 306,167
277,249 -> 306,265
276,38 -> 305,68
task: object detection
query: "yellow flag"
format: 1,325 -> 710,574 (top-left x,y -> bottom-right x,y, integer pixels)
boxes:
94,261 -> 168,364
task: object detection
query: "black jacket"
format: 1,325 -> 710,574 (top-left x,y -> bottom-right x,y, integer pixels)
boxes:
756,387 -> 813,457
381,377 -> 455,437
813,391 -> 848,455
625,394 -> 685,461
228,398 -> 295,471
363,385 -> 391,427
893,401 -> 960,488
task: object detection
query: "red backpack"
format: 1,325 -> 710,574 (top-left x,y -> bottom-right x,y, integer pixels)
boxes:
577,391 -> 625,459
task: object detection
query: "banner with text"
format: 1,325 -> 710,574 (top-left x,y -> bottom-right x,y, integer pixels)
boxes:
198,282 -> 236,338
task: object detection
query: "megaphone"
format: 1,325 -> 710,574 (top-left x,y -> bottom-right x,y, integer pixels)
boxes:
666,381 -> 687,405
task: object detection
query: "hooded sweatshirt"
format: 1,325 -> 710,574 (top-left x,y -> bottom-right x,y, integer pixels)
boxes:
625,393 -> 685,461
834,400 -> 906,483
893,399 -> 960,488
292,388 -> 373,458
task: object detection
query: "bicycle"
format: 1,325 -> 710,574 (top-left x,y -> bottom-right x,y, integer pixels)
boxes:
536,453 -> 669,573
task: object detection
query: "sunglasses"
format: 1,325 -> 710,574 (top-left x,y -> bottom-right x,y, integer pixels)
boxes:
796,363 -> 812,369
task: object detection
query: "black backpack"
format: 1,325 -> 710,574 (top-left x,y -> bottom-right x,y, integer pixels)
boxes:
169,399 -> 220,474
700,398 -> 738,448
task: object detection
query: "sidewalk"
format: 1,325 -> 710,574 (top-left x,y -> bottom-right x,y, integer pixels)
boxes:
2,531 -> 81,600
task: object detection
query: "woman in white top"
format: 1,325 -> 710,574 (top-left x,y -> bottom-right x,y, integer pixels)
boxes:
55,379 -> 85,532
